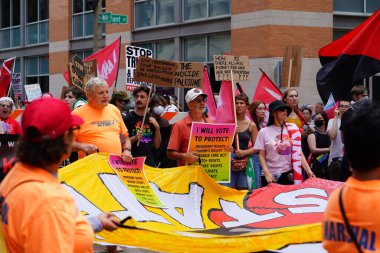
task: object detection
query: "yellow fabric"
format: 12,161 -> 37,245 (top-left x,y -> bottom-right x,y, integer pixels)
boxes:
72,104 -> 128,158
59,153 -> 327,253
286,115 -> 303,128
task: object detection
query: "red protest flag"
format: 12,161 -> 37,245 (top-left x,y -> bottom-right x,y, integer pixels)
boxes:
253,70 -> 282,105
0,57 -> 16,97
202,68 -> 217,120
64,37 -> 121,87
215,80 -> 235,124
317,9 -> 380,103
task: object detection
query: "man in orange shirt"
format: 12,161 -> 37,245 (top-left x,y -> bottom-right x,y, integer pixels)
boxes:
0,97 -> 119,253
72,77 -> 133,162
323,101 -> 380,252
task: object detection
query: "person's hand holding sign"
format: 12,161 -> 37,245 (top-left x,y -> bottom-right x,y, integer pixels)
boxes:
183,151 -> 200,164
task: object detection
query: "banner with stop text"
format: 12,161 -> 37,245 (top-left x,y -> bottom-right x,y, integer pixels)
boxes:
109,155 -> 165,208
187,123 -> 236,182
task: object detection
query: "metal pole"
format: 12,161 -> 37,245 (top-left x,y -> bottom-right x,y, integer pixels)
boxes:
93,0 -> 102,53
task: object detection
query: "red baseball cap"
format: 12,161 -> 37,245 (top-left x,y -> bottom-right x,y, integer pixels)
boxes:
22,97 -> 84,142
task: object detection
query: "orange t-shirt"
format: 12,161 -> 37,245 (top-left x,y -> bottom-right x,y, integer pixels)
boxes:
322,177 -> 380,252
0,162 -> 94,253
286,115 -> 303,128
72,103 -> 128,158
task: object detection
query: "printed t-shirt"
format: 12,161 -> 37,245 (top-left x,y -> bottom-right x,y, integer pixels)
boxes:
327,118 -> 344,165
323,177 -> 380,252
167,114 -> 212,166
253,125 -> 292,175
72,104 -> 128,158
123,111 -> 156,167
0,118 -> 21,134
0,162 -> 94,253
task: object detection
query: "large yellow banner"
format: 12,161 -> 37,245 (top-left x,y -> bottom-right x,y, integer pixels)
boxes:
59,153 -> 342,253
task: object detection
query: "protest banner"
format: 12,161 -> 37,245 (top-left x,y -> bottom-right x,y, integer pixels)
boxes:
187,123 -> 236,182
125,45 -> 153,91
0,134 -> 18,182
59,153 -> 342,252
161,111 -> 187,124
213,55 -> 250,81
134,56 -> 178,87
68,57 -> 97,90
10,73 -> 22,97
173,62 -> 204,88
24,83 -> 42,101
109,155 -> 165,208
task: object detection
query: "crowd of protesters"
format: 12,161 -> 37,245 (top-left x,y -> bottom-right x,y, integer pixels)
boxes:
0,75 -> 376,252
0,81 -> 370,191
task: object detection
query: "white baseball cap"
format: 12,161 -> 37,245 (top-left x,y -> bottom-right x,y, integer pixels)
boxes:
185,88 -> 207,104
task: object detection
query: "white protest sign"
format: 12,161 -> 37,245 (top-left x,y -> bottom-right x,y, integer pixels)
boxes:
125,45 -> 153,91
24,83 -> 42,102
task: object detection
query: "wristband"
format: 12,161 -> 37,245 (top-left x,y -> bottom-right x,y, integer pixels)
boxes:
123,147 -> 131,152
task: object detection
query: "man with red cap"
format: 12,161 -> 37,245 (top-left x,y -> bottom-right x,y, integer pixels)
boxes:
0,97 -> 119,253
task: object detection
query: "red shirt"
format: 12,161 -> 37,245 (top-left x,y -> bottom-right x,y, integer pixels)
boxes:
167,114 -> 212,166
0,118 -> 22,134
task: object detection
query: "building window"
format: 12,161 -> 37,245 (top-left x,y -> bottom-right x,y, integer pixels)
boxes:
0,0 -> 21,49
134,40 -> 175,60
72,0 -> 105,39
183,0 -> 230,21
71,49 -> 93,61
26,0 -> 49,45
25,55 -> 49,93
135,0 -> 175,28
184,33 -> 230,62
334,0 -> 380,14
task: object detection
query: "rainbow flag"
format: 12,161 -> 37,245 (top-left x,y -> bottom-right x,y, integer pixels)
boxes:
316,153 -> 329,164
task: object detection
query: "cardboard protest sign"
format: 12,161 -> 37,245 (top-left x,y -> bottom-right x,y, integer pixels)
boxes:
134,56 -> 178,87
188,123 -> 236,182
125,45 -> 153,91
24,83 -> 42,101
68,56 -> 97,90
109,155 -> 165,208
173,62 -> 204,88
213,55 -> 250,81
10,73 -> 22,97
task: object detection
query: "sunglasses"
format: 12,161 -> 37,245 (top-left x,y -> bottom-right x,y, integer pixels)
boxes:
193,97 -> 207,103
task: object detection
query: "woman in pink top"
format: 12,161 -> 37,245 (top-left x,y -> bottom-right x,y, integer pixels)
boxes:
254,100 -> 314,186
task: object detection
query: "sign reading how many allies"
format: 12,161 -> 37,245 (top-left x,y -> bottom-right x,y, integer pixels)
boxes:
134,56 -> 178,87
213,55 -> 250,81
188,123 -> 236,182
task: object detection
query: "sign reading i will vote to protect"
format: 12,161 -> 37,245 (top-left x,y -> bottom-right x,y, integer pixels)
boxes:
134,56 -> 178,87
109,155 -> 165,208
213,55 -> 250,81
188,123 -> 236,183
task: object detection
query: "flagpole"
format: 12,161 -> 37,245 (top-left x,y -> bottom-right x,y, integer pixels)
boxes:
114,36 -> 121,89
287,58 -> 293,88
137,84 -> 154,147
230,70 -> 239,150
